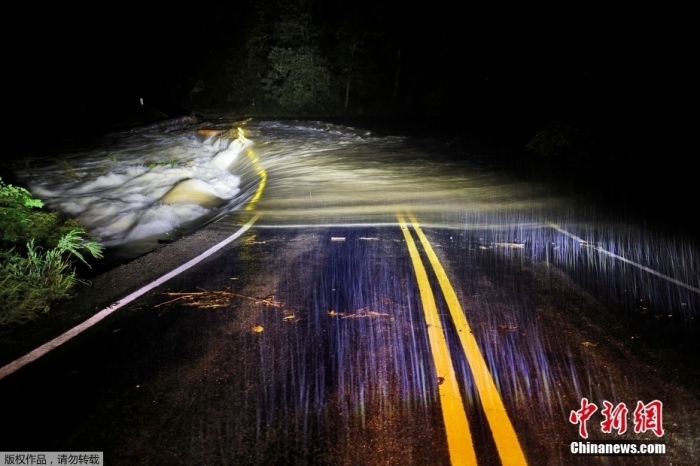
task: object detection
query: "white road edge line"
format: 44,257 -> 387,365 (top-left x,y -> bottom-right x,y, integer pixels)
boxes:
0,214 -> 260,381
547,221 -> 700,294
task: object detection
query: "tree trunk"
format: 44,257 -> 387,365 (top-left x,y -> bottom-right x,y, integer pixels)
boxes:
345,80 -> 351,109
394,48 -> 401,98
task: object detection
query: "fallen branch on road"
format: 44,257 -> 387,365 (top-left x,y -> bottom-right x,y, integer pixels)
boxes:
156,288 -> 286,310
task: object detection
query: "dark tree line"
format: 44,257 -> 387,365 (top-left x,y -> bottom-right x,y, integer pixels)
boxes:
186,0 -> 498,116
7,0 -> 690,151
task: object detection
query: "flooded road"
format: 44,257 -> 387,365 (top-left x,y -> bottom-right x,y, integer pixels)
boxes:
1,119 -> 698,464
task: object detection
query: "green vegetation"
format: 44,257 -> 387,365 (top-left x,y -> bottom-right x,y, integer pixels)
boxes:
146,157 -> 193,169
526,118 -> 615,170
55,157 -> 81,180
192,2 -> 381,115
0,178 -> 103,326
262,46 -> 336,111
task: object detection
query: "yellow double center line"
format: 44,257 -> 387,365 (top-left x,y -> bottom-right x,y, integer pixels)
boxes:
398,213 -> 527,466
245,146 -> 266,212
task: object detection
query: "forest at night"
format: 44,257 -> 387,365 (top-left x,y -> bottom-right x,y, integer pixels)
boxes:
3,1 -> 695,232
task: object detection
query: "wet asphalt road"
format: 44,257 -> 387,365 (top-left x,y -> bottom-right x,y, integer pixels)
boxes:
1,210 -> 699,465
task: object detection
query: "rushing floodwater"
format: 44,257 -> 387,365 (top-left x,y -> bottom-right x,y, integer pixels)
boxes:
16,118 -> 699,318
18,118 -> 556,257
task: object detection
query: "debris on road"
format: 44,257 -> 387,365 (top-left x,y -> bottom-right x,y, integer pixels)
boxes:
327,308 -> 392,319
156,288 -> 288,310
494,242 -> 525,248
155,289 -> 234,309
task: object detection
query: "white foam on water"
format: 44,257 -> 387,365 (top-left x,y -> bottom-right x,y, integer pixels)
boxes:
211,138 -> 251,170
20,126 -> 248,249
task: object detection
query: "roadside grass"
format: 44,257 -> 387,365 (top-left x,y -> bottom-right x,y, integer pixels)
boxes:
55,157 -> 81,181
147,157 -> 179,169
0,178 -> 103,326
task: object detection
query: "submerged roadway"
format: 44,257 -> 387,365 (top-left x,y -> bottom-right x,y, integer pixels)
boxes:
1,120 -> 699,465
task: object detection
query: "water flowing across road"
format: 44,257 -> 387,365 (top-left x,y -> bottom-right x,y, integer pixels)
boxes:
18,119 -> 561,261
18,119 -> 699,316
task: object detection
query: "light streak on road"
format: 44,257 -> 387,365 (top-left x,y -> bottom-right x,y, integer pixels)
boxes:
548,221 -> 700,294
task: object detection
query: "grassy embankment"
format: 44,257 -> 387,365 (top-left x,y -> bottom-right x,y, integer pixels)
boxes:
0,178 -> 103,327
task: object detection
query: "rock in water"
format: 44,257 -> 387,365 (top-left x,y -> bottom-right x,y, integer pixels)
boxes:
160,179 -> 225,208
211,138 -> 251,171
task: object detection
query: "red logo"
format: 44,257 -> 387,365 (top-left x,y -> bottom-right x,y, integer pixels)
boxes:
570,399 -> 664,438
633,400 -> 664,437
600,401 -> 628,435
569,398 -> 598,438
